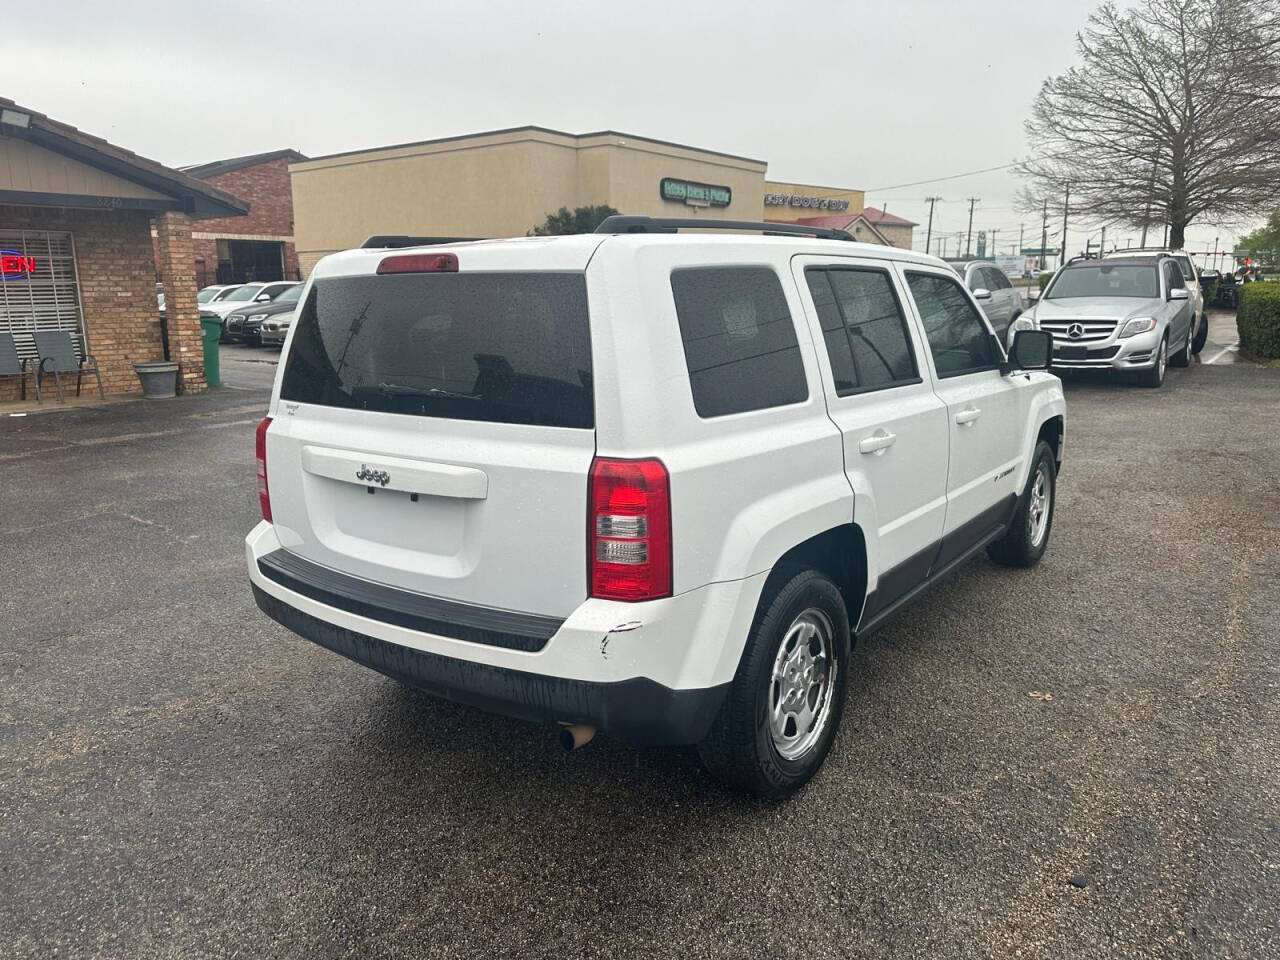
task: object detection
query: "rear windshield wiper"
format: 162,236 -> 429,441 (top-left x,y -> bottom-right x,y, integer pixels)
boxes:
374,382 -> 483,401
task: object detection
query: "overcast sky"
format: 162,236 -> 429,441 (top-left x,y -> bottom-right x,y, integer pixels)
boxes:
5,0 -> 1251,260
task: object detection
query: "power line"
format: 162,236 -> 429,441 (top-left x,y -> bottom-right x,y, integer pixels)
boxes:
865,151 -> 1074,194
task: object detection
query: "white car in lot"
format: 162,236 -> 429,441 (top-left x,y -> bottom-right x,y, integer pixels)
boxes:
247,218 -> 1065,798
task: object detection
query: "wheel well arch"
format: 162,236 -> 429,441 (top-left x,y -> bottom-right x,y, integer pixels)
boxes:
1037,414 -> 1064,472
759,524 -> 868,639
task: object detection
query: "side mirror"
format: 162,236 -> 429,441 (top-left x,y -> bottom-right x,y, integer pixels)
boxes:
1007,329 -> 1053,372
1169,287 -> 1189,301
972,287 -> 992,300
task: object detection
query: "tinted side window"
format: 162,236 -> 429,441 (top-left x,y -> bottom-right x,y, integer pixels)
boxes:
804,271 -> 858,393
986,267 -> 1011,290
826,269 -> 919,391
904,272 -> 999,377
670,267 -> 808,418
1165,261 -> 1185,290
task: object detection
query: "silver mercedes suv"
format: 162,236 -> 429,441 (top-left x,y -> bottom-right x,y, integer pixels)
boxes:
1011,255 -> 1194,388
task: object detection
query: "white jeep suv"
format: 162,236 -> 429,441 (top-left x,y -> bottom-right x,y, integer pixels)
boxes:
246,217 -> 1066,798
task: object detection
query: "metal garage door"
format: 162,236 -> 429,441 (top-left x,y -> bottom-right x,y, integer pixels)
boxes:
0,229 -> 85,362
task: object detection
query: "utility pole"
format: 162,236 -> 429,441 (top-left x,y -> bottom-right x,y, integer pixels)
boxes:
1059,184 -> 1070,266
990,229 -> 999,259
923,196 -> 941,257
1212,236 -> 1219,270
1039,200 -> 1049,272
1100,225 -> 1107,256
965,197 -> 980,258
1018,223 -> 1025,259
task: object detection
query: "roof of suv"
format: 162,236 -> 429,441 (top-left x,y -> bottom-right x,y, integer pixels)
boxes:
1068,256 -> 1161,269
322,233 -> 945,279
1103,249 -> 1187,260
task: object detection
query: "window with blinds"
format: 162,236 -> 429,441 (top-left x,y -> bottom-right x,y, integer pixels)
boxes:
0,229 -> 86,362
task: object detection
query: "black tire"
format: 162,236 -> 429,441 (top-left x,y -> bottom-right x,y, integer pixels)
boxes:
1135,334 -> 1168,388
697,569 -> 850,800
1191,313 -> 1208,354
1171,326 -> 1192,367
987,440 -> 1056,568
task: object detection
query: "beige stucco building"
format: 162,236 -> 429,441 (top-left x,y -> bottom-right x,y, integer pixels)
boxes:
289,127 -> 872,275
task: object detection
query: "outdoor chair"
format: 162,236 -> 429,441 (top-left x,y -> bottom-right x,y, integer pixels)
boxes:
0,332 -> 39,402
33,330 -> 104,402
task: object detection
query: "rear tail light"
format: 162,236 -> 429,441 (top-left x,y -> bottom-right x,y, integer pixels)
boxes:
376,252 -> 458,274
588,457 -> 671,601
255,416 -> 272,522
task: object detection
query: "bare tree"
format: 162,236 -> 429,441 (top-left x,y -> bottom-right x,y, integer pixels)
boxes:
1020,0 -> 1280,250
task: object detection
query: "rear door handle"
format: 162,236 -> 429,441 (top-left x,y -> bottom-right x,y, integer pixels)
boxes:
858,430 -> 897,455
955,407 -> 982,426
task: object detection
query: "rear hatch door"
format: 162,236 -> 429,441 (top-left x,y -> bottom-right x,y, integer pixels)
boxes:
266,239 -> 602,618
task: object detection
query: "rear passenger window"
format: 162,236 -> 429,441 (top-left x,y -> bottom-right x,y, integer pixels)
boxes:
805,268 -> 919,394
670,267 -> 808,418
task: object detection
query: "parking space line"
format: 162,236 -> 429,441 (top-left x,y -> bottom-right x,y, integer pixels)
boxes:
1203,341 -> 1239,365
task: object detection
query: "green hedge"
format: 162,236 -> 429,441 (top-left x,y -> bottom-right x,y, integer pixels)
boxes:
1237,283 -> 1280,358
1038,272 -> 1054,291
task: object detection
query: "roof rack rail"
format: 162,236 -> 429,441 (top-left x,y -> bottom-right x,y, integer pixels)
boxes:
360,235 -> 483,249
594,215 -> 854,242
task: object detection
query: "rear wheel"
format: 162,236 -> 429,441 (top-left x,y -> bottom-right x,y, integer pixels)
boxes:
698,569 -> 849,800
1136,335 -> 1168,388
988,441 -> 1056,568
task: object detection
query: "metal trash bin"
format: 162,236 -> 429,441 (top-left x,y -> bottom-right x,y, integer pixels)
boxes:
200,315 -> 222,388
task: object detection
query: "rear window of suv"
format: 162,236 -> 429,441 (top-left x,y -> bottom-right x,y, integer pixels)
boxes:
279,272 -> 593,428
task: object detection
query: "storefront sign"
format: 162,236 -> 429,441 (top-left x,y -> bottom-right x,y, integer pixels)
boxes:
661,178 -> 732,207
763,193 -> 850,212
0,250 -> 36,279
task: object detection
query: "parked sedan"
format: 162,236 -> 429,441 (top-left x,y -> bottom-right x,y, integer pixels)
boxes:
203,281 -> 297,323
228,283 -> 303,346
948,260 -> 1023,343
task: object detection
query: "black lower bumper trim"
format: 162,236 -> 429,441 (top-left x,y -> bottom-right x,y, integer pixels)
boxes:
252,584 -> 728,746
257,549 -> 562,652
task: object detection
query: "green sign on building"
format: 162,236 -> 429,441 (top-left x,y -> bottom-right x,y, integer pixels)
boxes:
660,177 -> 732,208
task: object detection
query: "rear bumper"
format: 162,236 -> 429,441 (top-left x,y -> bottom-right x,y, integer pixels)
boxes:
252,584 -> 727,744
245,522 -> 763,745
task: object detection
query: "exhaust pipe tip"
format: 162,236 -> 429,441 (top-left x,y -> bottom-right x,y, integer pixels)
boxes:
559,724 -> 596,751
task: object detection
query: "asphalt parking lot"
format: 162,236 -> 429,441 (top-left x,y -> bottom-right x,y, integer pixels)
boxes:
3,358 -> 1278,959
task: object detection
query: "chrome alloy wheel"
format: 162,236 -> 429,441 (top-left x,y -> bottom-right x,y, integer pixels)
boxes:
1028,461 -> 1051,548
768,608 -> 837,761
1158,337 -> 1168,380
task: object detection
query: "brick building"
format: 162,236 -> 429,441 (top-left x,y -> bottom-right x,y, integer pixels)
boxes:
176,149 -> 304,288
0,97 -> 247,401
